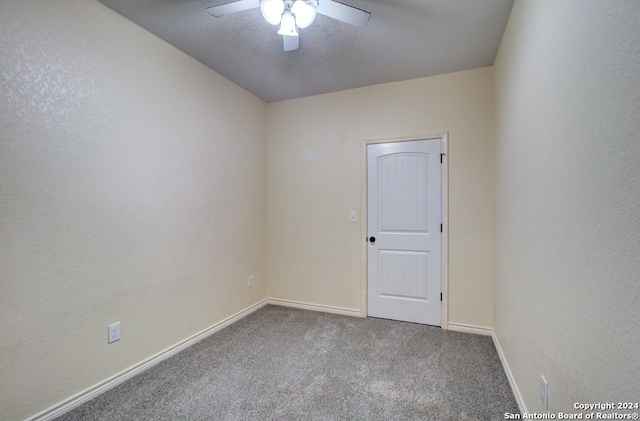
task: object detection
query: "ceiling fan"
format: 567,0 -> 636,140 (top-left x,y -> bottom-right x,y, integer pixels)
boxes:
206,0 -> 371,52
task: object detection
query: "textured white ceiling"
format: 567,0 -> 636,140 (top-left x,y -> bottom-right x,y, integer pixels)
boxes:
97,0 -> 514,102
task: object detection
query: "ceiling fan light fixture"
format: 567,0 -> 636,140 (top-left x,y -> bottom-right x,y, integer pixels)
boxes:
277,10 -> 298,36
291,0 -> 316,28
260,0 -> 285,25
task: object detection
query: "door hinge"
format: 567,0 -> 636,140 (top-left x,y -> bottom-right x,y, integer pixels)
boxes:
440,153 -> 443,163
440,223 -> 443,233
440,293 -> 443,301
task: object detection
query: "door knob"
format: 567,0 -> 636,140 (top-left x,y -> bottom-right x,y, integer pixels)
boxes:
369,236 -> 376,244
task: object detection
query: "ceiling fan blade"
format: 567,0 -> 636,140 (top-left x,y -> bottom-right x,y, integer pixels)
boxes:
206,0 -> 259,18
283,35 -> 299,51
316,0 -> 370,27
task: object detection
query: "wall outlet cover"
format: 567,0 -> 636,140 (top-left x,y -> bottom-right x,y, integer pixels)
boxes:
541,375 -> 548,410
108,322 -> 121,344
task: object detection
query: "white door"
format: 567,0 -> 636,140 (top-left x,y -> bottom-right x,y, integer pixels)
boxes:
367,139 -> 442,325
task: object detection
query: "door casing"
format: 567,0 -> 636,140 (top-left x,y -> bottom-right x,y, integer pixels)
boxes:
360,133 -> 449,329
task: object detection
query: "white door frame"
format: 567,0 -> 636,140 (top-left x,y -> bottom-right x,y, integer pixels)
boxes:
360,133 -> 449,329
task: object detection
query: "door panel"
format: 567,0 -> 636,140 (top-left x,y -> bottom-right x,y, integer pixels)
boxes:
377,250 -> 429,299
367,139 -> 442,325
378,154 -> 429,233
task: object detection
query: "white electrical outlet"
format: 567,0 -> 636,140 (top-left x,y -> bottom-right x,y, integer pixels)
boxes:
108,322 -> 120,344
541,375 -> 548,410
248,275 -> 254,288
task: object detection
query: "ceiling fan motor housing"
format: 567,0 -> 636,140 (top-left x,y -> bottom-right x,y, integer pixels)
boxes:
262,0 -> 318,28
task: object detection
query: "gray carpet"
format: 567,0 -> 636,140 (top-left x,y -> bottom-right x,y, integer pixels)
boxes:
57,305 -> 518,420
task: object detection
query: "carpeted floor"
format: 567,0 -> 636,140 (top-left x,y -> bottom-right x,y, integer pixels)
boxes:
57,305 -> 518,420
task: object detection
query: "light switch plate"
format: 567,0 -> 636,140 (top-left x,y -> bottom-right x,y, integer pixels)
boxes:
350,211 -> 357,223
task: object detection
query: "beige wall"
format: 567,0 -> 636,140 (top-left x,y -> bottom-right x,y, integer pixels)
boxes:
0,1 -> 267,420
267,68 -> 495,328
15,0 -> 637,418
493,0 -> 640,412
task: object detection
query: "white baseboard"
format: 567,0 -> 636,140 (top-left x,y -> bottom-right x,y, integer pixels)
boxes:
448,322 -> 526,415
491,329 -> 527,416
267,298 -> 364,318
27,299 -> 269,421
447,322 -> 492,336
27,300 -> 525,421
